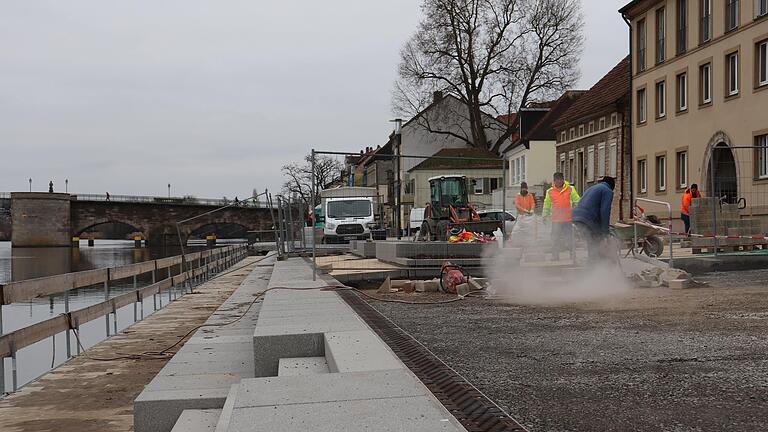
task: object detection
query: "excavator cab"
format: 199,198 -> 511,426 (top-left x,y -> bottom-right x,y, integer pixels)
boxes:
418,175 -> 501,241
428,176 -> 469,219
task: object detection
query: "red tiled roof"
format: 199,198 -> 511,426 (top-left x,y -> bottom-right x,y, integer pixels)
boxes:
496,113 -> 518,125
551,56 -> 630,129
524,91 -> 587,141
409,147 -> 503,171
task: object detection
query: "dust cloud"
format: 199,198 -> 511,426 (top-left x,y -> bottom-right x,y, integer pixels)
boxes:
485,218 -> 632,305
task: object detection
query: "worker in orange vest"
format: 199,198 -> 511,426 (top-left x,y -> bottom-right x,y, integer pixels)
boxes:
680,183 -> 700,234
543,172 -> 581,261
515,182 -> 535,216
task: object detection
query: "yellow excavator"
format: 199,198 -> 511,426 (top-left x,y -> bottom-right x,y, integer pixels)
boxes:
416,175 -> 502,241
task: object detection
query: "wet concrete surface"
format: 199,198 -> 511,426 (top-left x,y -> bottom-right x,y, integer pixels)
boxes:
370,270 -> 768,432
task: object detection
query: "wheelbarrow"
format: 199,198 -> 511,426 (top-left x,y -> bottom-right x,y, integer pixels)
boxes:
611,220 -> 665,257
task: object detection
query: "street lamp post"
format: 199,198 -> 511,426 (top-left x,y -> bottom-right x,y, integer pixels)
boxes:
65,179 -> 68,193
28,178 -> 32,192
168,183 -> 171,198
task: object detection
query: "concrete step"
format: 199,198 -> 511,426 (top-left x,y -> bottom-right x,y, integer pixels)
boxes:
222,371 -> 466,432
213,384 -> 239,432
170,409 -> 221,432
278,357 -> 330,376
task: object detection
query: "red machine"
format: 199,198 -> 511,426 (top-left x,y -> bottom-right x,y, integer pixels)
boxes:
439,262 -> 469,294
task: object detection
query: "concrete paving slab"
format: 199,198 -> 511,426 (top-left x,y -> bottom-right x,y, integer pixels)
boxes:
234,370 -> 427,408
226,396 -> 465,432
143,373 -> 242,392
278,357 -> 330,376
186,334 -> 253,344
159,358 -> 254,376
325,330 -> 404,373
170,409 -> 221,432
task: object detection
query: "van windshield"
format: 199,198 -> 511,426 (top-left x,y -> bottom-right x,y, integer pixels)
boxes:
327,200 -> 372,218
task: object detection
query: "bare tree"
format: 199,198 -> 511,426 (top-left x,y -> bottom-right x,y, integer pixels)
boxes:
394,0 -> 584,152
281,153 -> 344,211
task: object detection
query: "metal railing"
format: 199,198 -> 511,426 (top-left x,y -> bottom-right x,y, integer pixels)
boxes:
72,194 -> 269,207
0,192 -> 269,208
0,244 -> 248,393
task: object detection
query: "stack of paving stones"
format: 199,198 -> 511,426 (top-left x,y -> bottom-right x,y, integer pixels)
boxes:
134,256 -> 466,432
690,197 -> 765,253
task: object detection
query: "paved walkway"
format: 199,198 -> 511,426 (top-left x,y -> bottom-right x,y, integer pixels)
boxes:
0,256 -> 261,432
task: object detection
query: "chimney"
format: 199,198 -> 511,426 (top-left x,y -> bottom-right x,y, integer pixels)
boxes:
433,91 -> 443,103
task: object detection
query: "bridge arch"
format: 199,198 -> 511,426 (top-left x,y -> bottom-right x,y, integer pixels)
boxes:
74,219 -> 147,241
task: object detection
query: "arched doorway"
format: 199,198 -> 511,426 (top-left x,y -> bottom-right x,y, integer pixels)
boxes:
707,142 -> 738,204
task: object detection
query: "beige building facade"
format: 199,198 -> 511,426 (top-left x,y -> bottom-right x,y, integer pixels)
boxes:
621,0 -> 768,224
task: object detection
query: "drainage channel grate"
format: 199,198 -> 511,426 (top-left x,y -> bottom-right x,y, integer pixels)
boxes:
339,290 -> 529,432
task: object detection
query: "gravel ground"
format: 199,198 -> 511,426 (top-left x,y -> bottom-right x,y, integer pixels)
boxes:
367,270 -> 768,432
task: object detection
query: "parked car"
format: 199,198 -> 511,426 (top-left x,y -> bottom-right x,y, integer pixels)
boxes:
476,209 -> 516,233
409,208 -> 426,235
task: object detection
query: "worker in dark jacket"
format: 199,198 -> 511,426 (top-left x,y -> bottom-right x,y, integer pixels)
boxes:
573,176 -> 615,262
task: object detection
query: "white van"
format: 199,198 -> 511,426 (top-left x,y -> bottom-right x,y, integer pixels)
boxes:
409,208 -> 426,235
320,187 -> 378,243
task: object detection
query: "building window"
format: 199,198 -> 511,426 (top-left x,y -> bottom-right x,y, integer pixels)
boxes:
611,113 -> 618,126
587,146 -> 595,182
677,0 -> 687,54
560,153 -> 566,175
757,40 -> 768,87
599,117 -> 606,129
637,18 -> 647,72
700,63 -> 712,104
637,88 -> 647,123
656,155 -> 667,191
656,80 -> 666,118
757,134 -> 768,179
677,151 -> 688,188
570,128 -> 575,140
588,121 -> 595,134
726,0 -> 740,31
727,52 -> 739,96
598,143 -> 607,178
758,0 -> 768,17
656,7 -> 666,64
701,0 -> 712,43
638,159 -> 648,193
578,125 -> 585,136
677,72 -> 688,111
610,142 -> 618,177
474,178 -> 484,195
561,131 -> 567,142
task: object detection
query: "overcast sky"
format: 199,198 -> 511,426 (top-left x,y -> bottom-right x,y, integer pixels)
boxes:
0,0 -> 629,198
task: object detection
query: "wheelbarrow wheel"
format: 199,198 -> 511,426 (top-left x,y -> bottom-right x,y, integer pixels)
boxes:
642,235 -> 664,257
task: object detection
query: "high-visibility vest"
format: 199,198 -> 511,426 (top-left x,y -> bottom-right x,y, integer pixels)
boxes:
548,185 -> 575,222
515,193 -> 535,214
680,189 -> 701,215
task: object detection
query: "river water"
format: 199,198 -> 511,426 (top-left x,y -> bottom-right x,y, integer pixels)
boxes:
0,240 -> 210,393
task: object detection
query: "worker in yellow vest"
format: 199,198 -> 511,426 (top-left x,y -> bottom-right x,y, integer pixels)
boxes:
542,172 -> 581,261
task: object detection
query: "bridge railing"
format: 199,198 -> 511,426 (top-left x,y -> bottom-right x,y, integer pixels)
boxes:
0,243 -> 249,393
70,193 -> 270,207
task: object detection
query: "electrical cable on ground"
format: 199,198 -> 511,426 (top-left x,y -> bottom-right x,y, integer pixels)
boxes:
63,275 -> 484,362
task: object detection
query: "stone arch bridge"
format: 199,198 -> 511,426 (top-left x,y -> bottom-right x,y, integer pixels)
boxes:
9,193 -> 276,247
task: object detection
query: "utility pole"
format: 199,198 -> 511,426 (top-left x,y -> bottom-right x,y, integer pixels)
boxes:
390,119 -> 403,239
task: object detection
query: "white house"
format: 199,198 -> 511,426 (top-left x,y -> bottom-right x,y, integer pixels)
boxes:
395,92 -> 510,226
496,91 -> 585,212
